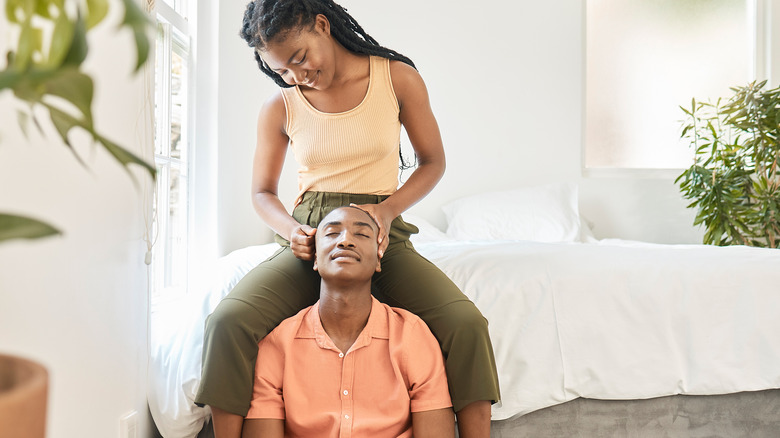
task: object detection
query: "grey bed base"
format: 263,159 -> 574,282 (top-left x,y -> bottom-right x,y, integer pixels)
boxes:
491,389 -> 780,437
194,389 -> 780,438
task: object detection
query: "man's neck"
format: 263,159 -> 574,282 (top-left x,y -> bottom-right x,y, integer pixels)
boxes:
318,282 -> 373,354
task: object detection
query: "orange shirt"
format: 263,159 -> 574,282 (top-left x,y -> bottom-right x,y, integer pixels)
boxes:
246,297 -> 452,438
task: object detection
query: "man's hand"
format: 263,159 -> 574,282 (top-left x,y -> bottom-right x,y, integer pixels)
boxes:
349,203 -> 393,259
290,224 -> 317,261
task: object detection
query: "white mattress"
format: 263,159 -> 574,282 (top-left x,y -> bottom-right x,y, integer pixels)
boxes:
148,238 -> 780,436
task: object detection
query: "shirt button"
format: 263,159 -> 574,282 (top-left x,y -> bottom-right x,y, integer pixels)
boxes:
343,390 -> 349,395
344,414 -> 350,419
338,352 -> 344,358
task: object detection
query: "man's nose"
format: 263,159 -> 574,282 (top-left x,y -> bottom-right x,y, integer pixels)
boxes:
337,234 -> 356,248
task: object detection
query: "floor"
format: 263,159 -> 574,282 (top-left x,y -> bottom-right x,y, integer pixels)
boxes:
486,390 -> 780,438
190,389 -> 780,438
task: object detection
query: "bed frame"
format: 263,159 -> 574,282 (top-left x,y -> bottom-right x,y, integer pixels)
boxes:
490,389 -> 780,437
149,238 -> 780,437
188,389 -> 780,438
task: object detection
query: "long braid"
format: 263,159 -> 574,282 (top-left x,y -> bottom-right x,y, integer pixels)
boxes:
317,0 -> 415,70
239,0 -> 417,170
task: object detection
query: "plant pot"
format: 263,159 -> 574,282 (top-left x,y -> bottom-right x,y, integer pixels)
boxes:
0,354 -> 48,438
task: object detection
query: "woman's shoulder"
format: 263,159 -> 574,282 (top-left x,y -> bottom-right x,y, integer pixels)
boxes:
388,60 -> 429,110
388,59 -> 424,86
260,90 -> 286,115
257,90 -> 287,131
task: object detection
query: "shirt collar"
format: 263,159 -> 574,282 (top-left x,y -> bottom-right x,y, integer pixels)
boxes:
297,296 -> 390,353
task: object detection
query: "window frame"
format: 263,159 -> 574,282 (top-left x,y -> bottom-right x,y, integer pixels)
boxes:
581,0 -> 772,177
152,0 -> 194,305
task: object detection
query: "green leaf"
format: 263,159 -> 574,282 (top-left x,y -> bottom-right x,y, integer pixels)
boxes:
17,109 -> 30,139
5,0 -> 22,23
0,69 -> 21,90
95,133 -> 156,180
44,103 -> 90,168
31,25 -> 44,59
0,213 -> 62,242
47,9 -> 75,68
43,103 -> 155,180
119,0 -> 152,72
15,17 -> 35,70
62,13 -> 88,67
43,67 -> 94,123
30,109 -> 45,137
34,0 -> 52,18
86,0 -> 109,29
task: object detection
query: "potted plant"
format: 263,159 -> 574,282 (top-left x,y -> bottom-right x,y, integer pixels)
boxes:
676,80 -> 780,248
0,354 -> 48,438
0,0 -> 154,243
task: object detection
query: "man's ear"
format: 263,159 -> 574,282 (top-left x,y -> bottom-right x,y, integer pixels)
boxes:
313,258 -> 319,272
375,258 -> 381,273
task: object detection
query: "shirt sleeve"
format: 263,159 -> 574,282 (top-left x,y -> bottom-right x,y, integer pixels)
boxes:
246,329 -> 286,419
405,319 -> 453,413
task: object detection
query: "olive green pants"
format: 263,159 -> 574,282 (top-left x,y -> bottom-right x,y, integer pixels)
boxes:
195,192 -> 500,414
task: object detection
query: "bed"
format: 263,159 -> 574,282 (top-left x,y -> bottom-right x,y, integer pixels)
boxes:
148,183 -> 780,437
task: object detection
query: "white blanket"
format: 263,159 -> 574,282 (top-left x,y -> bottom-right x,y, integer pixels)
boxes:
148,239 -> 780,436
415,239 -> 780,420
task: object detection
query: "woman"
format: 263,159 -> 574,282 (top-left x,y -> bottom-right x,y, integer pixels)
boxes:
195,1 -> 500,437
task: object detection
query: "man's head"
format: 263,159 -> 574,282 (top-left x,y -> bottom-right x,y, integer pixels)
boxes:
313,206 -> 381,283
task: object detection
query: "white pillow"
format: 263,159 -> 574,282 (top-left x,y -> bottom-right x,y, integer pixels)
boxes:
403,213 -> 450,244
442,183 -> 582,242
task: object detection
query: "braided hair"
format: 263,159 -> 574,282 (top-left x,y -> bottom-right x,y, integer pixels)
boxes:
239,0 -> 418,170
240,0 -> 416,88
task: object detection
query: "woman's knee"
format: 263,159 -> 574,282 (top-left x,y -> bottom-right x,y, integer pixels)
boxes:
429,301 -> 490,344
204,298 -> 273,344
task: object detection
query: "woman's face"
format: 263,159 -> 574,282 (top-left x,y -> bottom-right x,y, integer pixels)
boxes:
258,14 -> 335,90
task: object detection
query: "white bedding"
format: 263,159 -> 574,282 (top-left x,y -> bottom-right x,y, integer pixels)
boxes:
416,238 -> 780,420
149,237 -> 780,436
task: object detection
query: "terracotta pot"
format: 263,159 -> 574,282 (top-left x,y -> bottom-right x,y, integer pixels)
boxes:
0,354 -> 48,438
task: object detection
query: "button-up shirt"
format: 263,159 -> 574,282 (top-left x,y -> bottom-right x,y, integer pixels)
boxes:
246,297 -> 452,437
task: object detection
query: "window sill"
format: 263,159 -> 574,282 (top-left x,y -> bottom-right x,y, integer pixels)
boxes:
582,167 -> 686,179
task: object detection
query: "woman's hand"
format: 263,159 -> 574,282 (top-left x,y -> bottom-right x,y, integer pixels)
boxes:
290,224 -> 317,261
350,202 -> 394,259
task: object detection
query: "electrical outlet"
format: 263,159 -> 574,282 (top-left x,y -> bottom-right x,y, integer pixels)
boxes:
119,411 -> 138,438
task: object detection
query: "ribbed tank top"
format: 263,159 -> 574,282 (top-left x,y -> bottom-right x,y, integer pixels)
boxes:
281,55 -> 402,205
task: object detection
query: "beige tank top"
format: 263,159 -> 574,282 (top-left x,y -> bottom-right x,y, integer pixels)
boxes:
281,55 -> 402,205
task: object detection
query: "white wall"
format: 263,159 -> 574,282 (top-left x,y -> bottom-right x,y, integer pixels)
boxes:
216,0 -> 281,254
217,0 -> 780,252
0,2 -> 153,437
214,0 -> 712,252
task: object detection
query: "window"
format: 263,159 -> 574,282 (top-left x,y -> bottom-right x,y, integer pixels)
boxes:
585,0 -> 757,170
153,0 -> 191,302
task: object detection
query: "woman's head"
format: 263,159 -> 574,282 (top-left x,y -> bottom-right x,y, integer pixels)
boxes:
240,0 -> 415,88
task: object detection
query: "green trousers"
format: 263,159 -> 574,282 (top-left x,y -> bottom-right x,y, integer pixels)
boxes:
195,192 -> 500,414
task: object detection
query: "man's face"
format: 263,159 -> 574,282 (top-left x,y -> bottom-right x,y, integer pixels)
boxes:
313,207 -> 381,282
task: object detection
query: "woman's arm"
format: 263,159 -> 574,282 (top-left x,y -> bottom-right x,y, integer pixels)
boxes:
353,61 -> 446,257
251,93 -> 316,260
412,408 -> 456,438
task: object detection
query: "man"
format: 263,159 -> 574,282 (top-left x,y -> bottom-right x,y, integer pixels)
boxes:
242,206 -> 455,437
